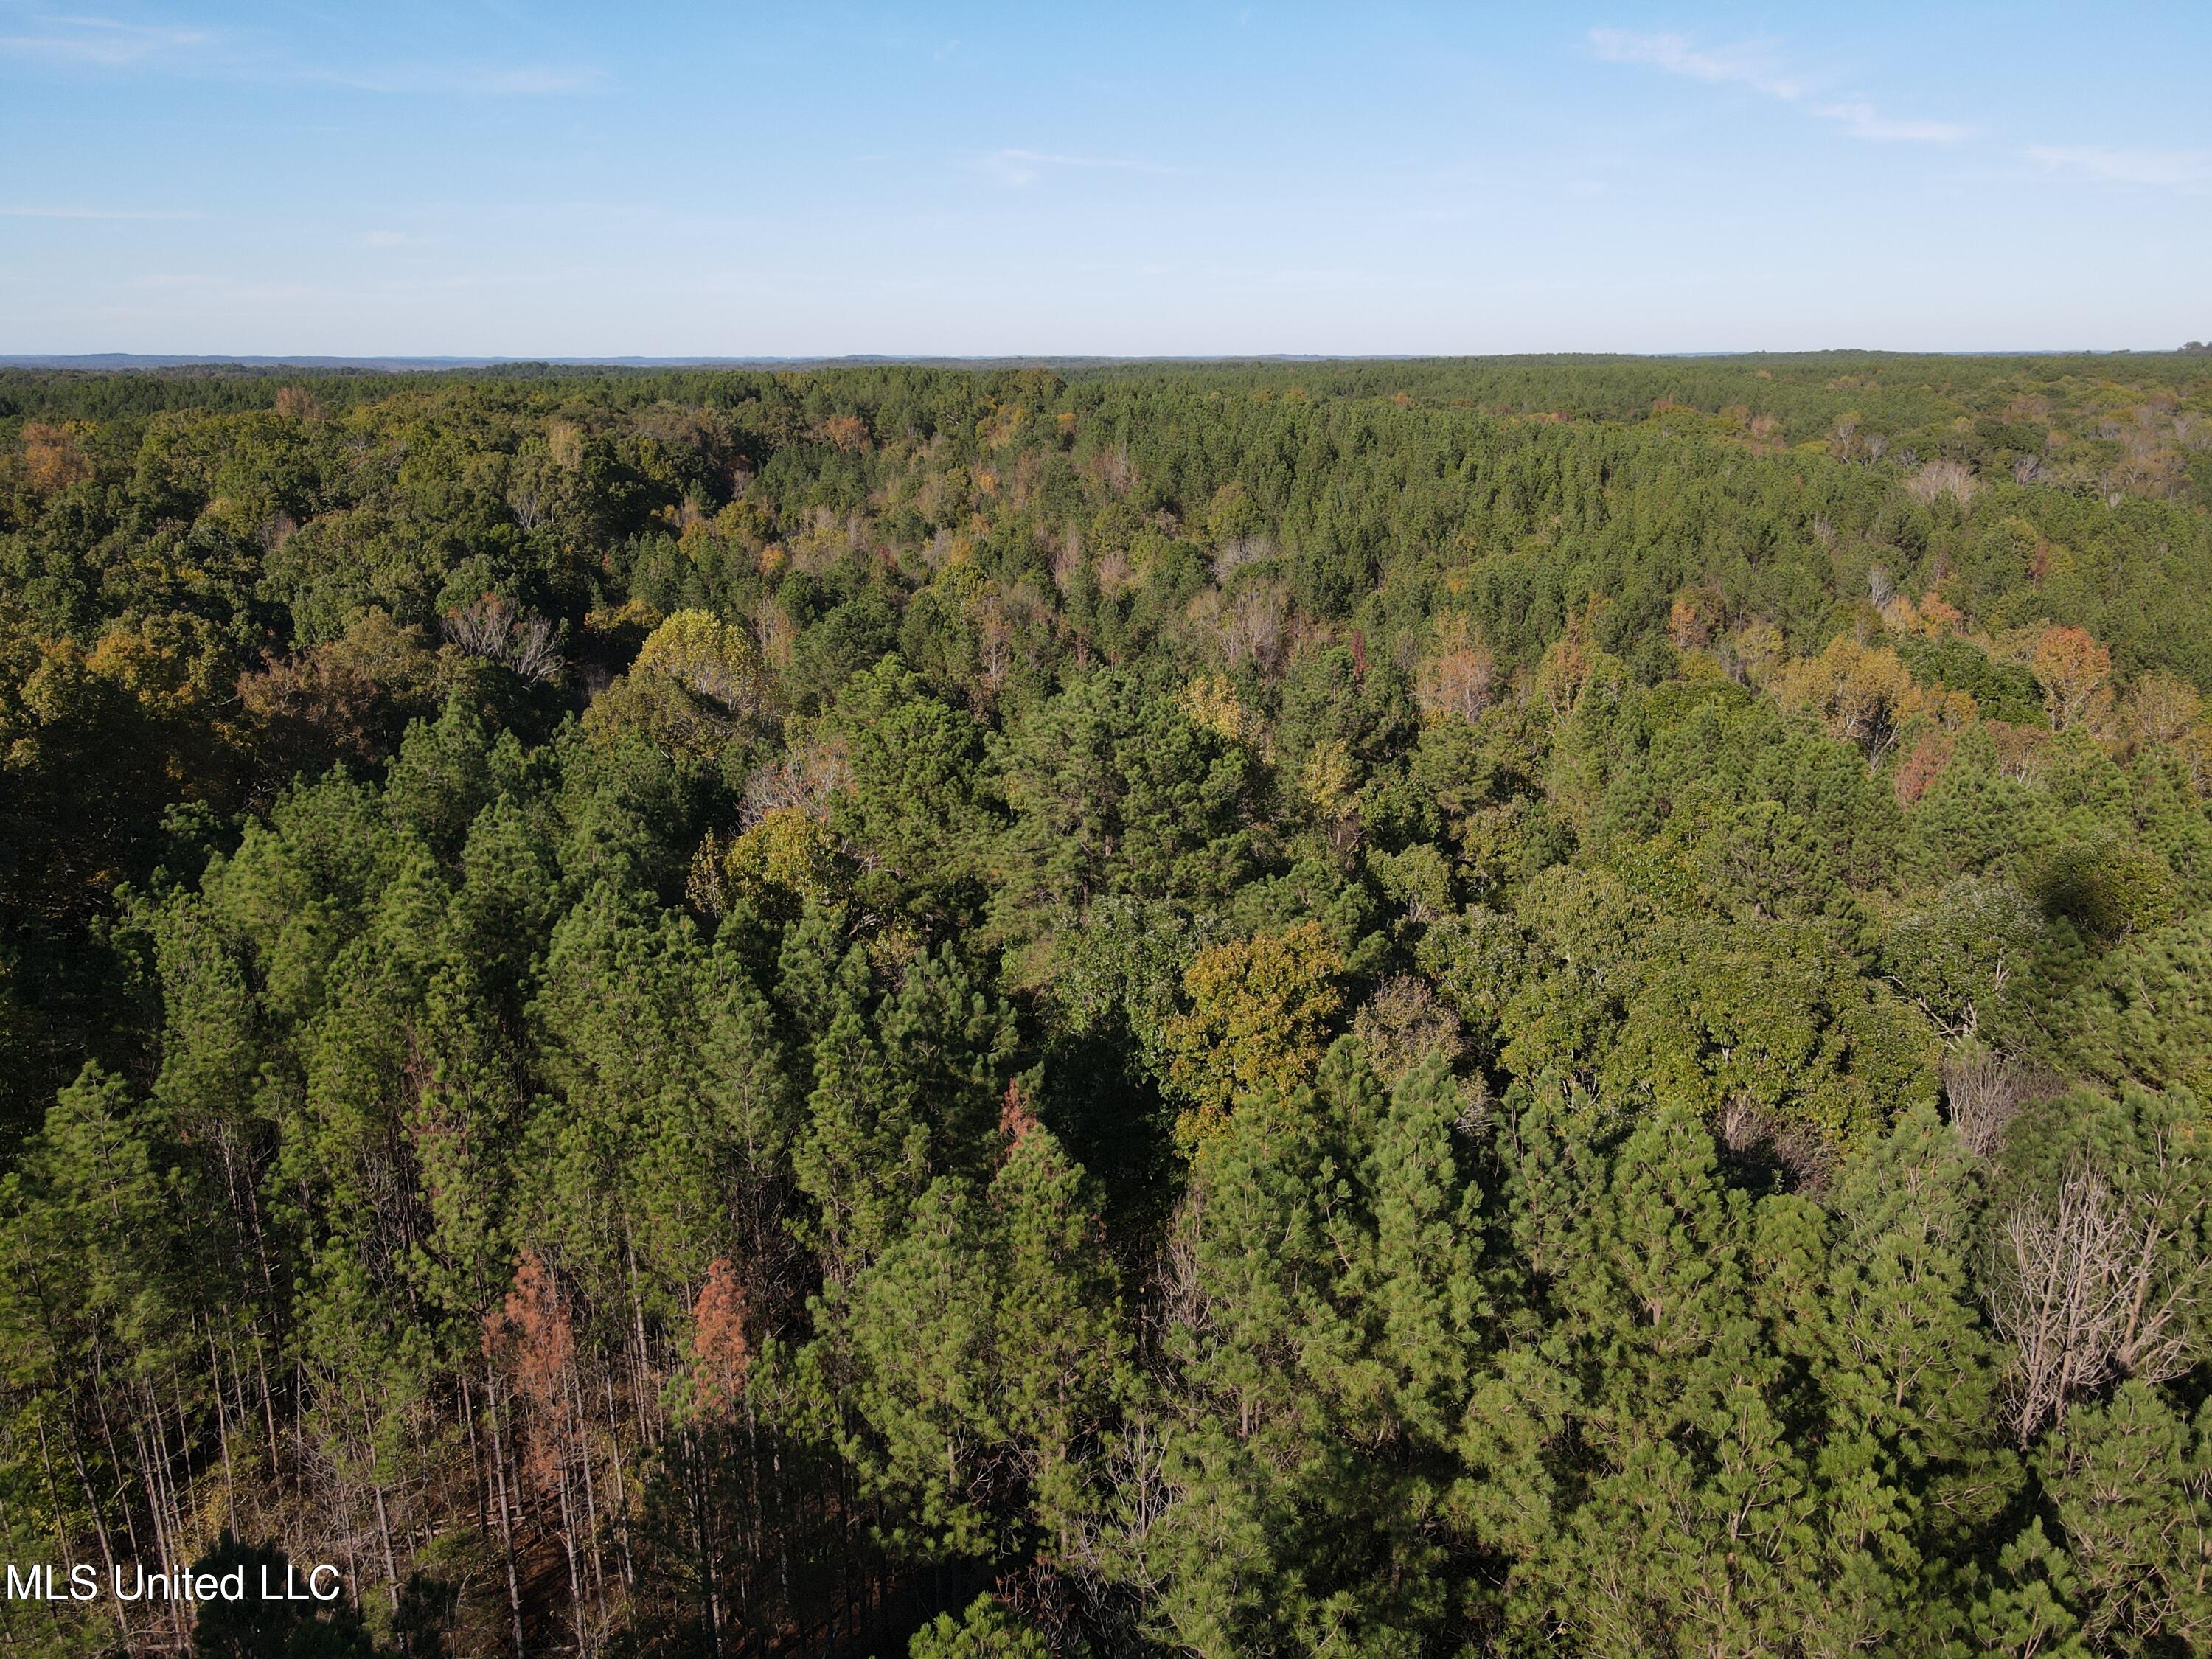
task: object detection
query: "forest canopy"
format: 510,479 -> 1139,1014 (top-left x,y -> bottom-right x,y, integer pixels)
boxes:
3,352 -> 2212,1655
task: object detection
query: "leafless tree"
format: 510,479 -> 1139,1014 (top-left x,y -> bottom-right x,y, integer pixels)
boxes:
1096,442 -> 1135,495
1351,975 -> 1465,1085
738,742 -> 849,828
1222,581 -> 1287,674
507,609 -> 562,681
1715,1095 -> 1829,1189
1211,534 -> 1272,585
1051,524 -> 1084,594
1059,1413 -> 1175,1607
442,594 -> 565,683
1417,641 -> 1495,725
273,384 -> 324,421
1152,1188 -> 1212,1355
976,599 -> 1014,699
509,480 -> 547,531
442,592 -> 512,656
1906,459 -> 1979,509
1989,1154 -> 2204,1444
256,511 -> 299,554
1941,1050 -> 2025,1160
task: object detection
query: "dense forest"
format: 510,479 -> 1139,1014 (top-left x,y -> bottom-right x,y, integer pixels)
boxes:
3,351 -> 2212,1657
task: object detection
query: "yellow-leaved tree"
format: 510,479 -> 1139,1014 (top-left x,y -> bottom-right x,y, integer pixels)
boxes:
584,608 -> 768,757
1164,920 -> 1344,1146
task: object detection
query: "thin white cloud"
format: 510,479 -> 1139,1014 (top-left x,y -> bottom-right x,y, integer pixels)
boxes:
979,149 -> 1175,187
2026,145 -> 2212,189
1588,28 -> 1802,100
0,204 -> 202,219
0,14 -> 209,67
285,62 -> 602,95
467,66 -> 595,94
1815,102 -> 1971,145
1589,27 -> 1967,145
0,12 -> 597,94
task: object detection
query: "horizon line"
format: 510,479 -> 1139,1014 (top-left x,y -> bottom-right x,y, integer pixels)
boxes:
1,347 -> 2193,373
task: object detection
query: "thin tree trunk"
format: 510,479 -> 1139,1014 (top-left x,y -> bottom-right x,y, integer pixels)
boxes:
481,1361 -> 528,1658
557,1460 -> 587,1656
569,1365 -> 604,1596
600,1368 -> 635,1587
206,1325 -> 240,1536
36,1413 -> 129,1646
461,1368 -> 487,1540
251,1326 -> 282,1485
82,1357 -> 144,1561
361,1399 -> 400,1614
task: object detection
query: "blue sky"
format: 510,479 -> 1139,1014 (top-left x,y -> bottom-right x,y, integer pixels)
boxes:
1,2 -> 2205,355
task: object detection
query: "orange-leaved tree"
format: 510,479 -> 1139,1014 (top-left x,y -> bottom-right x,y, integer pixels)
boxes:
687,1256 -> 753,1422
2032,624 -> 2112,732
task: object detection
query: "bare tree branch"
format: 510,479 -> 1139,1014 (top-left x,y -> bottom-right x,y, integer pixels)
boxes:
1990,1155 -> 2205,1444
1942,1051 -> 2025,1160
442,594 -> 566,684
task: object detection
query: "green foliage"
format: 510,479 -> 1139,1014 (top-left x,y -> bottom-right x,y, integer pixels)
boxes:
1885,873 -> 2045,1045
1162,920 -> 1345,1142
908,1593 -> 1050,1659
2070,908 -> 2212,1091
1605,921 -> 1938,1150
4,355 -> 2211,1655
994,667 -> 1262,939
824,656 -> 998,930
839,1119 -> 1121,1557
2037,1382 -> 2212,1653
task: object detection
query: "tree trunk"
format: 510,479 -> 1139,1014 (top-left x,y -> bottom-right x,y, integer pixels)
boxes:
481,1361 -> 528,1658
